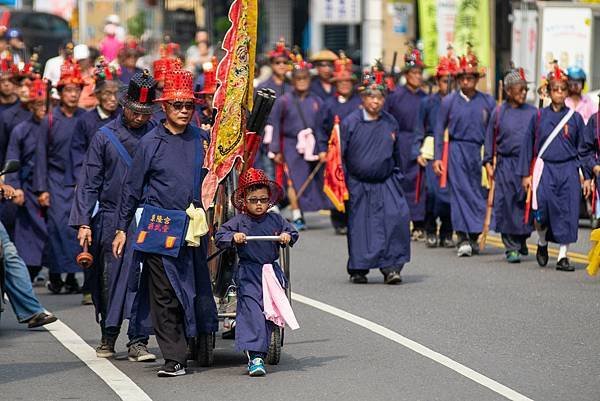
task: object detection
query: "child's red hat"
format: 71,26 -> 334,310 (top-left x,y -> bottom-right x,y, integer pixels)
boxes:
232,168 -> 283,211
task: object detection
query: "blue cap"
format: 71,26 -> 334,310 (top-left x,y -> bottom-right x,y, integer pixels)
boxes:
567,66 -> 586,81
6,29 -> 21,40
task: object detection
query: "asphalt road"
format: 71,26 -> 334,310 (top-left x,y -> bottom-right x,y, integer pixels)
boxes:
1,213 -> 599,401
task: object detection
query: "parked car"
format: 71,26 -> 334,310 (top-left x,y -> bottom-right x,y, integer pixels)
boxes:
0,9 -> 72,66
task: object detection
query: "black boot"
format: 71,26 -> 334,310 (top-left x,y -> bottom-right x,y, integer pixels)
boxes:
556,258 -> 574,272
536,245 -> 549,267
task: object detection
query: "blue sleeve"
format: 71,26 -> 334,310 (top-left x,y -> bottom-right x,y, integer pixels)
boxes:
33,117 -> 49,194
434,96 -> 451,161
268,96 -> 284,154
518,112 -> 537,177
214,216 -> 240,249
0,117 -> 8,168
4,126 -> 20,188
483,106 -> 499,166
278,213 -> 299,246
412,98 -> 428,160
576,113 -> 592,180
316,101 -> 333,154
69,133 -> 106,227
70,117 -> 88,184
116,139 -> 151,231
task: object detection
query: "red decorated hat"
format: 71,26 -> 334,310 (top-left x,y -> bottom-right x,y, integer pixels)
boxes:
268,37 -> 291,60
28,77 -> 48,102
436,45 -> 459,77
457,45 -> 486,77
0,53 -> 17,79
94,56 -> 121,86
57,56 -> 85,88
232,168 -> 283,212
20,53 -> 41,80
289,50 -> 312,73
199,56 -> 218,95
154,68 -> 196,102
546,61 -> 568,83
153,56 -> 183,82
358,61 -> 386,94
331,51 -> 356,82
403,43 -> 425,71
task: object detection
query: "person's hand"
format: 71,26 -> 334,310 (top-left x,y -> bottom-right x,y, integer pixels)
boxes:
279,232 -> 291,245
318,152 -> 327,163
12,189 -> 25,206
233,232 -> 247,244
112,230 -> 126,258
78,226 -> 93,248
201,123 -> 211,131
1,184 -> 15,200
522,176 -> 532,194
273,153 -> 284,164
583,179 -> 592,199
433,160 -> 443,176
593,165 -> 600,177
485,163 -> 494,180
38,192 -> 50,208
416,155 -> 428,167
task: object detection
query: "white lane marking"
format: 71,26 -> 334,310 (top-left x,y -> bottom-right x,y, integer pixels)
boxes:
44,319 -> 152,401
292,292 -> 534,401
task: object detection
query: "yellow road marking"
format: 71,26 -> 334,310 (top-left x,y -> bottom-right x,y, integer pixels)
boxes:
485,235 -> 589,264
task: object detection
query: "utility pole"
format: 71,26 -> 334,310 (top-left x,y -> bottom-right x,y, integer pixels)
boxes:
362,0 -> 383,67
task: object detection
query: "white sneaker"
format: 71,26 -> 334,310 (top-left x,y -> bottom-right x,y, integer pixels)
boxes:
457,243 -> 472,257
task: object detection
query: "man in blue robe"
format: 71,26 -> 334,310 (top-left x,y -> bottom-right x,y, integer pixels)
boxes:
34,56 -> 86,293
341,66 -> 411,284
5,77 -> 49,281
269,55 -> 327,230
309,49 -> 338,100
316,53 -> 361,235
519,64 -> 592,271
385,47 -> 428,240
254,39 -> 292,179
70,71 -> 158,361
413,56 -> 456,248
113,68 -> 217,377
483,68 -> 537,263
433,50 -> 495,257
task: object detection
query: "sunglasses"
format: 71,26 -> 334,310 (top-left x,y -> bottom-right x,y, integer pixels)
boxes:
550,86 -> 567,93
167,101 -> 195,110
246,196 -> 270,204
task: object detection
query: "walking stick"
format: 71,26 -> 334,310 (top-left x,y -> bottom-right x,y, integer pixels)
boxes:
296,160 -> 325,200
415,166 -> 423,204
479,80 -> 503,250
282,162 -> 299,210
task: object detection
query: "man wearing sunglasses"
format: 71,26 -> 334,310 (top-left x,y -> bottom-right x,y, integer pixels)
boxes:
483,67 -> 537,264
309,49 -> 338,100
433,50 -> 495,258
519,63 -> 591,271
70,70 -> 158,361
113,68 -> 217,377
414,53 -> 457,249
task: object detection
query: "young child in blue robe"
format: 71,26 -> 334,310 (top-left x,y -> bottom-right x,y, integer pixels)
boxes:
215,168 -> 299,377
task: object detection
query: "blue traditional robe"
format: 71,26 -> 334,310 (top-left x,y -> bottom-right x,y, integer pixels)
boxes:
69,116 -> 156,326
310,79 -> 334,100
316,92 -> 362,153
413,93 -> 450,215
517,106 -> 590,244
584,113 -> 599,176
4,117 -> 47,266
215,212 -> 298,353
70,107 -> 117,184
0,102 -> 31,167
33,106 -> 86,273
341,109 -> 411,270
385,85 -> 428,222
268,91 -> 327,211
434,91 -> 496,234
117,123 -> 218,337
483,102 -> 537,236
256,76 -> 291,97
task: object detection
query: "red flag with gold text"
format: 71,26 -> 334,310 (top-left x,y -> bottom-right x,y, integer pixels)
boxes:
323,116 -> 349,212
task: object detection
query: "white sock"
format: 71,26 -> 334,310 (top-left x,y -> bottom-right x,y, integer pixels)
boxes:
537,228 -> 548,246
292,209 -> 302,221
558,244 -> 568,260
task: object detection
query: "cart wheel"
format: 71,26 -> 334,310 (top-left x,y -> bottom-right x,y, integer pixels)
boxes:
266,327 -> 281,365
196,332 -> 215,367
186,337 -> 198,361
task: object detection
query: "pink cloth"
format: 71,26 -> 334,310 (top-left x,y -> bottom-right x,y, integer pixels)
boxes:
262,264 -> 299,330
531,157 -> 543,210
566,95 -> 598,124
296,128 -> 319,161
99,35 -> 124,62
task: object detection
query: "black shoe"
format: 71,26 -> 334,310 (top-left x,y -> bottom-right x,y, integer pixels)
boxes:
46,280 -> 63,294
349,274 -> 368,284
536,245 -> 549,267
471,241 -> 480,255
519,242 -> 529,256
27,312 -> 57,328
64,280 -> 81,294
439,235 -> 455,248
384,271 -> 402,285
157,360 -> 186,377
425,234 -> 438,248
334,227 -> 348,235
556,258 -> 574,272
